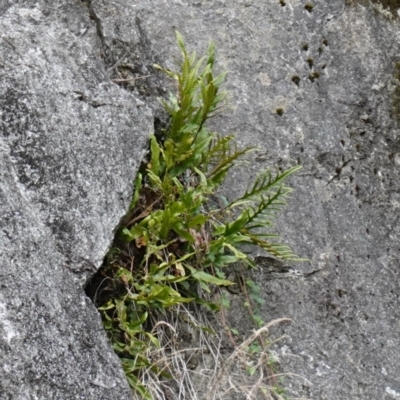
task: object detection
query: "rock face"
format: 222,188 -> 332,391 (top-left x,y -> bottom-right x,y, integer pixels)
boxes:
1,0 -> 400,399
0,2 -> 151,398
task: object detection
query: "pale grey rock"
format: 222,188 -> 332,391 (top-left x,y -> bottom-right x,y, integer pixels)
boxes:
0,1 -> 151,399
2,0 -> 400,399
85,0 -> 400,399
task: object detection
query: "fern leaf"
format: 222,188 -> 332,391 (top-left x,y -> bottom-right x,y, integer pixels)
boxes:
208,145 -> 254,180
207,134 -> 234,159
244,187 -> 289,231
213,71 -> 228,89
176,31 -> 187,58
206,40 -> 215,70
149,135 -> 162,176
243,231 -> 302,261
129,173 -> 143,211
146,170 -> 163,191
228,166 -> 301,209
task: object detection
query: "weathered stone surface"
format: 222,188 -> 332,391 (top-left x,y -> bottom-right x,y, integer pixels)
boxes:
86,0 -> 400,399
0,1 -> 151,398
2,0 -> 400,399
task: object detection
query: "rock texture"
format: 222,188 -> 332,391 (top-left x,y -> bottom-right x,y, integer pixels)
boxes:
87,0 -> 400,399
2,0 -> 400,399
0,1 -> 151,398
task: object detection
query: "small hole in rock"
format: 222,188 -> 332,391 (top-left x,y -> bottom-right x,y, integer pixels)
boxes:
292,75 -> 300,86
337,289 -> 346,298
304,2 -> 314,12
308,71 -> 320,82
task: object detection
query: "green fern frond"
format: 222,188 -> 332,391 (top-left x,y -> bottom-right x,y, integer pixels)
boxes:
213,71 -> 228,89
244,187 -> 289,231
206,40 -> 216,70
160,36 -> 231,178
207,143 -> 254,182
149,135 -> 163,176
228,166 -> 301,209
243,231 -> 302,261
129,173 -> 143,211
175,31 -> 187,57
203,134 -> 234,167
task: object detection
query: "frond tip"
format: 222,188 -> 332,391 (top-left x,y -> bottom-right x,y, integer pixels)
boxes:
228,165 -> 301,209
215,165 -> 304,261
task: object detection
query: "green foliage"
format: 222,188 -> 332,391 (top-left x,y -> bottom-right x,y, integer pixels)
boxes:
245,278 -> 267,328
95,32 -> 302,399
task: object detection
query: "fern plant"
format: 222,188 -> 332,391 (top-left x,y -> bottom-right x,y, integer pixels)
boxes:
92,32 -> 302,399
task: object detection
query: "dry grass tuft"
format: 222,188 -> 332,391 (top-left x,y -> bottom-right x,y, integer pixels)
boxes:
137,309 -> 310,400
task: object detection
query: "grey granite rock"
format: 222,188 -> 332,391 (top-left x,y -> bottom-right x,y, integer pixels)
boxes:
2,0 -> 400,399
85,0 -> 400,399
0,1 -> 151,399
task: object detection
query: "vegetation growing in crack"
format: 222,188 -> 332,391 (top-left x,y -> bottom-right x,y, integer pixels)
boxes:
87,32 -> 303,400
